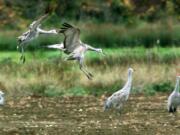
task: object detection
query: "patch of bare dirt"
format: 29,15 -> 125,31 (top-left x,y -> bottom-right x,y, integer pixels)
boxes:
0,94 -> 180,135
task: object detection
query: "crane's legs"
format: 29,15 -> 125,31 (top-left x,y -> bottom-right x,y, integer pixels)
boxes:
79,59 -> 93,80
80,66 -> 93,80
116,104 -> 123,115
169,106 -> 177,113
64,54 -> 93,80
19,46 -> 26,63
64,53 -> 74,61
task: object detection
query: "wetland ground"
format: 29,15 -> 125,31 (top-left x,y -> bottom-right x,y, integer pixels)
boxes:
0,94 -> 180,135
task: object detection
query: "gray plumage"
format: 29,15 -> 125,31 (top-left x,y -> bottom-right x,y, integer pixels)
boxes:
17,14 -> 58,63
167,76 -> 180,113
104,68 -> 134,111
0,91 -> 4,105
46,23 -> 105,80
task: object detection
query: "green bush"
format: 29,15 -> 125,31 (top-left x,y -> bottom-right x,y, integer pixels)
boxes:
83,23 -> 180,48
28,83 -> 63,97
0,22 -> 179,50
144,81 -> 174,96
65,87 -> 88,96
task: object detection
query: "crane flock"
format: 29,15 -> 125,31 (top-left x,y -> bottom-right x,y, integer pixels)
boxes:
0,14 -> 179,114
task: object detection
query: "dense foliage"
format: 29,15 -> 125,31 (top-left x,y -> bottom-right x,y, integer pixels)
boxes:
0,0 -> 179,27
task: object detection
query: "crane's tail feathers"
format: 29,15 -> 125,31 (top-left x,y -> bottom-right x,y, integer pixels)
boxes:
168,106 -> 177,113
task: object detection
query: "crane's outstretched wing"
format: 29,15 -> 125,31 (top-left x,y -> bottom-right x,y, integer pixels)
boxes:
59,23 -> 80,53
45,43 -> 64,50
29,14 -> 49,31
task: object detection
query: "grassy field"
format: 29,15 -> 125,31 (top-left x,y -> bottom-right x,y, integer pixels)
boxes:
0,47 -> 179,98
1,47 -> 180,63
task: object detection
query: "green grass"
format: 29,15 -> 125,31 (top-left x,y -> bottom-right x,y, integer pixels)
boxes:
0,47 -> 179,64
0,47 -> 179,97
82,22 -> 180,48
0,22 -> 180,51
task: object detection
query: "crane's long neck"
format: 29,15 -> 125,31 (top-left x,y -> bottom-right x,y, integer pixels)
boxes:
37,27 -> 57,34
175,77 -> 179,92
124,71 -> 133,92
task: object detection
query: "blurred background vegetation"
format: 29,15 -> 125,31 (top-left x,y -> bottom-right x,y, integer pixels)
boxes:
0,0 -> 179,97
0,0 -> 179,49
1,0 -> 180,25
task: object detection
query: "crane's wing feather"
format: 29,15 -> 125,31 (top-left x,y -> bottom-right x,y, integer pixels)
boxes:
172,93 -> 180,105
29,14 -> 49,31
109,91 -> 127,108
114,91 -> 127,102
168,92 -> 180,108
59,23 -> 80,53
46,43 -> 64,50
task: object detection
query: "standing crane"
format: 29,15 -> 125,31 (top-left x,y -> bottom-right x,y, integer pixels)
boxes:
0,91 -> 4,105
104,68 -> 134,111
17,14 -> 58,63
167,76 -> 180,113
45,23 -> 105,80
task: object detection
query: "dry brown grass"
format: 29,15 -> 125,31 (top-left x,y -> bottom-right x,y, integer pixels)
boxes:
0,59 -> 179,98
81,63 -> 179,92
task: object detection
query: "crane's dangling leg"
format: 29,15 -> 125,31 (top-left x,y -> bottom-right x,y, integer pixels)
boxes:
80,58 -> 93,77
80,66 -> 93,80
79,59 -> 93,80
169,106 -> 177,113
20,46 -> 26,63
64,53 -> 75,61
